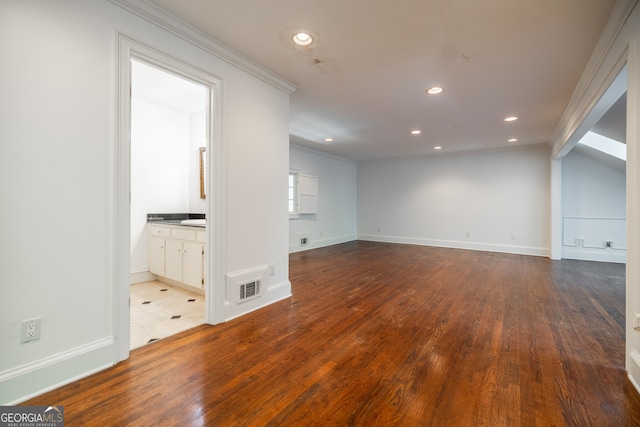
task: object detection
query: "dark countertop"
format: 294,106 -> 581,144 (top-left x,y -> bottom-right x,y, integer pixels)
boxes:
147,213 -> 205,227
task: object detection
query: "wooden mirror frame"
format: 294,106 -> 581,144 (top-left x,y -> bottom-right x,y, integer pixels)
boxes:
199,146 -> 206,199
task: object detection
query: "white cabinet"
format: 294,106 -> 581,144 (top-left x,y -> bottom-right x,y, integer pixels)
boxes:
182,241 -> 204,288
148,236 -> 166,276
149,224 -> 205,291
148,225 -> 170,277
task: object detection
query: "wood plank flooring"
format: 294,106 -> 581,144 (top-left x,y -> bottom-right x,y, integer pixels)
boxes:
25,241 -> 640,426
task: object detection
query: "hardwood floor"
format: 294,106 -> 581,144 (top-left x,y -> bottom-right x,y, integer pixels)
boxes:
25,241 -> 640,426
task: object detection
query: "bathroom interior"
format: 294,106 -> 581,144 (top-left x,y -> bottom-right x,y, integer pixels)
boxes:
129,59 -> 207,349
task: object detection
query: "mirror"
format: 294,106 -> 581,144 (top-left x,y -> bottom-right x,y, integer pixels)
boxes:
199,146 -> 206,199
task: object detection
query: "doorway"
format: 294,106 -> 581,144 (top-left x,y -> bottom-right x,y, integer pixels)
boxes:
116,34 -> 225,362
129,59 -> 207,349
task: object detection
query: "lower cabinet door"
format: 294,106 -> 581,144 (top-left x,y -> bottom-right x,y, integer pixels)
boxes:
148,237 -> 165,276
165,239 -> 183,283
182,242 -> 204,289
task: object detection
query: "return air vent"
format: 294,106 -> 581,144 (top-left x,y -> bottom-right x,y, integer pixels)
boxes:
226,265 -> 269,304
240,280 -> 260,300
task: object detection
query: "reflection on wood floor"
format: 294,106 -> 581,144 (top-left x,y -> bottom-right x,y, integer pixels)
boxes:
28,242 -> 640,425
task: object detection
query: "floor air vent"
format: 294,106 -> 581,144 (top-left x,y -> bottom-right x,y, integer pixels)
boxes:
240,280 -> 260,300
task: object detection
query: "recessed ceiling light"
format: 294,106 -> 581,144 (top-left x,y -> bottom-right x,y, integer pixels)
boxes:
508,138 -> 518,143
426,86 -> 443,95
434,146 -> 442,150
324,138 -> 334,142
504,116 -> 518,122
411,130 -> 421,135
292,32 -> 314,46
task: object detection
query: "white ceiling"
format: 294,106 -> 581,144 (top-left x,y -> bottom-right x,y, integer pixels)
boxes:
145,0 -> 617,162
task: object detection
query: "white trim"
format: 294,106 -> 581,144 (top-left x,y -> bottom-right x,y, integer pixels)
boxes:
290,143 -> 357,165
561,247 -> 626,263
358,142 -> 548,166
358,234 -> 549,258
115,34 -> 227,363
629,372 -> 640,395
130,269 -> 156,284
550,0 -> 638,158
627,34 -> 640,383
0,338 -> 114,405
224,281 -> 292,322
549,159 -> 562,260
108,0 -> 296,95
289,234 -> 357,253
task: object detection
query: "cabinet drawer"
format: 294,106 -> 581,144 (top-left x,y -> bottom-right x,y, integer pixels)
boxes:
149,225 -> 170,237
172,227 -> 196,241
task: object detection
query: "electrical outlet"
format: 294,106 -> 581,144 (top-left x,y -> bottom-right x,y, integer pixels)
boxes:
604,240 -> 613,248
634,313 -> 640,332
269,263 -> 275,276
575,238 -> 584,247
21,318 -> 41,343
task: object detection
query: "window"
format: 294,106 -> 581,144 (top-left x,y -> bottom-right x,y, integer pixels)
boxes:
289,171 -> 318,217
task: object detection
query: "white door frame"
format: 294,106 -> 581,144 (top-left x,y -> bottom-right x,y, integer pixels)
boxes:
114,34 -> 225,362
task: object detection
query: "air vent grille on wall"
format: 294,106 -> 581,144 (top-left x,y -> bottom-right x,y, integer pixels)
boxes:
225,265 -> 269,304
240,280 -> 260,300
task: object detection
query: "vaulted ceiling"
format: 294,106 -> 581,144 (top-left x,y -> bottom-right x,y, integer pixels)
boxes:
146,0 -> 617,162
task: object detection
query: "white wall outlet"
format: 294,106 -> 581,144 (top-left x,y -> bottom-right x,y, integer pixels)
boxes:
634,314 -> 640,332
466,231 -> 470,238
575,238 -> 584,247
21,317 -> 41,343
269,263 -> 275,276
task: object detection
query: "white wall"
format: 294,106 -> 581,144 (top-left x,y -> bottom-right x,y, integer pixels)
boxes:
561,151 -> 626,262
130,98 -> 192,279
189,109 -> 207,214
289,145 -> 358,252
358,145 -> 551,256
0,0 -> 291,404
546,0 -> 639,391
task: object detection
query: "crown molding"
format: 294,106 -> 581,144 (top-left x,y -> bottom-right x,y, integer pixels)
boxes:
550,0 -> 638,158
109,0 -> 297,95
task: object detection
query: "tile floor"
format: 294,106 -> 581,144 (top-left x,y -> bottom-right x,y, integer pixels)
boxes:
130,280 -> 205,349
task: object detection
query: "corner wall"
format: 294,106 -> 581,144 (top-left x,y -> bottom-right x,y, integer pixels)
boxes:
0,0 -> 292,404
357,145 -> 550,256
289,145 -> 358,252
561,151 -> 626,263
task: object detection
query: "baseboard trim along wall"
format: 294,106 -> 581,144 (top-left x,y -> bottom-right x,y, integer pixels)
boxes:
289,234 -> 357,253
130,268 -> 156,285
358,234 -> 549,258
0,338 -> 115,405
562,247 -> 626,264
224,280 -> 292,322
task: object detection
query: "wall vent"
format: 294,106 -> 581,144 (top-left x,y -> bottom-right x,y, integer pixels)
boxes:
240,280 -> 261,300
225,265 -> 269,304
298,232 -> 310,247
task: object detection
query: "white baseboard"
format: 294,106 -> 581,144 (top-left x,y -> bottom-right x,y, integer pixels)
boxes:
562,246 -> 626,263
224,280 -> 291,322
289,234 -> 357,253
628,350 -> 640,395
130,269 -> 156,284
0,338 -> 115,405
358,234 -> 549,257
